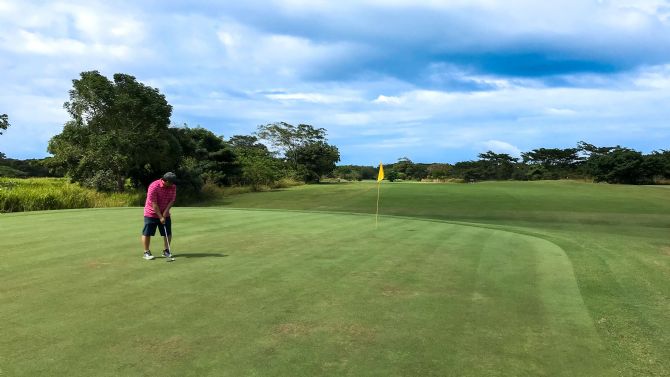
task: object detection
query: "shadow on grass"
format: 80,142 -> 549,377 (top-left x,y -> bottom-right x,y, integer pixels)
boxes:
175,252 -> 228,258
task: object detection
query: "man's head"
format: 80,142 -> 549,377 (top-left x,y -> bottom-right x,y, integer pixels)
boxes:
162,172 -> 177,185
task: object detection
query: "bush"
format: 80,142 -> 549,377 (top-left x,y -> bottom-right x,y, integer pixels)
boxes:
82,169 -> 118,192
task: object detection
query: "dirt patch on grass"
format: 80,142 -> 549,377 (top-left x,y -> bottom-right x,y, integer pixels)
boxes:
86,260 -> 113,269
381,285 -> 404,296
661,246 -> 670,256
381,284 -> 419,298
273,322 -> 376,344
274,322 -> 314,337
331,323 -> 376,343
136,336 -> 191,360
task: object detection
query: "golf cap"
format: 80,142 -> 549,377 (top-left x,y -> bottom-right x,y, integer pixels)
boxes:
162,172 -> 177,183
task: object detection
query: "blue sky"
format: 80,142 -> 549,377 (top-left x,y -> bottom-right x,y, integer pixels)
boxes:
1,0 -> 670,165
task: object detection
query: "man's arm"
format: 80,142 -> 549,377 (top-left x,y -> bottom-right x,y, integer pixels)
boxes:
163,200 -> 175,219
152,202 -> 166,223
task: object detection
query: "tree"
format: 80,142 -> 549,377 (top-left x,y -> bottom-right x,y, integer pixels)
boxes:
0,113 -> 9,159
578,141 -> 616,156
48,71 -> 179,191
585,147 -> 645,184
452,160 -> 485,182
521,147 -> 582,179
391,157 -> 428,180
477,151 -> 518,180
229,135 -> 281,188
294,141 -> 340,182
643,150 -> 670,180
256,122 -> 327,172
256,122 -> 339,182
427,164 -> 452,180
0,113 -> 9,135
170,125 -> 240,186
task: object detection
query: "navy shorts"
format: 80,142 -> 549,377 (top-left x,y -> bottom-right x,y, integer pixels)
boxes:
142,216 -> 172,236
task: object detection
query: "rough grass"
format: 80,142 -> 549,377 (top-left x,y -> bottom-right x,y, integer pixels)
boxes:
0,177 -> 142,212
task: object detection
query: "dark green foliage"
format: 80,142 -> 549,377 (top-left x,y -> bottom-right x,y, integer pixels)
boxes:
426,163 -> 452,180
477,151 -> 518,180
0,165 -> 27,177
0,113 -> 8,135
256,122 -> 339,182
522,147 -> 584,179
0,158 -> 52,177
82,169 -> 118,192
585,147 -> 647,184
174,157 -> 204,203
386,169 -> 399,182
172,125 -> 241,185
391,157 -> 428,181
229,135 -> 281,188
48,71 -> 180,191
294,141 -> 340,182
333,165 -> 377,181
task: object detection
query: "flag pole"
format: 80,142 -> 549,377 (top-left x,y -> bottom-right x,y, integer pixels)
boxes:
376,162 -> 384,229
376,180 -> 381,229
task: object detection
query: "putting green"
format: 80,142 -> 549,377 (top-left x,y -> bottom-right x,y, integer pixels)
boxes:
1,208 -> 612,376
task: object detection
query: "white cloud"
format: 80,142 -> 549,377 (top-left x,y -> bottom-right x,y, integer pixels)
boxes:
11,30 -> 87,55
479,140 -> 522,157
266,92 -> 360,104
373,95 -> 402,105
3,0 -> 670,163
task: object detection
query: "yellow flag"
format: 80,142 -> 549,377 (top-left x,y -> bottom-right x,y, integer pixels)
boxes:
377,162 -> 384,182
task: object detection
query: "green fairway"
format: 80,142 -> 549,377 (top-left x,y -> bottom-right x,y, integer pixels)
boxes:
2,181 -> 669,376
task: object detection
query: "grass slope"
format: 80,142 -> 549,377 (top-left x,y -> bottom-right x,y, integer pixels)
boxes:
2,207 -> 607,376
216,180 -> 670,376
2,180 -> 668,376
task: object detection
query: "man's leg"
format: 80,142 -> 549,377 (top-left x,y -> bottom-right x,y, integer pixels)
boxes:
141,217 -> 157,260
142,235 -> 151,251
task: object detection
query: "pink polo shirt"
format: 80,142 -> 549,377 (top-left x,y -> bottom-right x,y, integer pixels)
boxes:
143,179 -> 177,218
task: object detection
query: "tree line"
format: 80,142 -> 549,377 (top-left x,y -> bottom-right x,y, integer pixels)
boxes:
334,144 -> 670,185
1,71 -> 340,197
2,71 -> 669,188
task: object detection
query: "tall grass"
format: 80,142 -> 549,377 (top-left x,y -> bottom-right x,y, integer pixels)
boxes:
0,177 -> 142,213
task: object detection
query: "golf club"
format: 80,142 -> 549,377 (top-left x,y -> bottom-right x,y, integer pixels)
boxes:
163,224 -> 175,262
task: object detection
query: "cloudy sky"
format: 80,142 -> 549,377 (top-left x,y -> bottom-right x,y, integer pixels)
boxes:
1,0 -> 670,165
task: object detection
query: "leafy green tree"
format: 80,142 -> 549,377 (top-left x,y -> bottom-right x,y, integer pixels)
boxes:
452,160 -> 485,182
170,125 -> 240,186
294,141 -> 340,182
586,147 -> 645,184
478,151 -> 518,180
333,165 -> 361,181
578,141 -> 616,156
0,113 -> 9,159
386,169 -> 399,182
427,164 -> 452,180
0,113 -> 9,135
521,148 -> 582,179
643,150 -> 670,180
48,71 -> 179,191
229,135 -> 281,188
392,157 -> 428,180
256,122 -> 339,182
332,165 -> 378,181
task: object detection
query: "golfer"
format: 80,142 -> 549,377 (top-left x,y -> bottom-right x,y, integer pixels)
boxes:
141,172 -> 177,260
